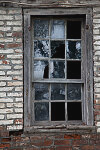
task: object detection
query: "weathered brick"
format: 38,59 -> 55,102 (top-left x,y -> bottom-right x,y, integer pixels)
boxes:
7,114 -> 22,119
0,120 -> 13,125
0,109 -> 13,114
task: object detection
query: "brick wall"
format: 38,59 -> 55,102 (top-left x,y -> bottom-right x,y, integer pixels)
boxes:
0,7 -> 23,130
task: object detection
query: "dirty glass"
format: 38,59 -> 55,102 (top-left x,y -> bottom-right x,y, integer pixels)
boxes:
34,60 -> 49,79
34,83 -> 49,100
34,102 -> 49,121
34,40 -> 49,57
50,60 -> 65,78
51,84 -> 65,100
51,20 -> 65,39
67,84 -> 81,100
51,41 -> 65,58
34,20 -> 49,38
66,41 -> 81,59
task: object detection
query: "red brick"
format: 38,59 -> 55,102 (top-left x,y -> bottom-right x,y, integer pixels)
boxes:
56,146 -> 72,150
81,145 -> 94,150
95,145 -> 100,150
0,55 -> 5,59
12,136 -> 22,142
40,147 -> 55,150
55,134 -> 64,139
0,131 -> 9,137
43,139 -> 53,146
94,105 -> 100,109
6,43 -> 22,48
30,136 -> 43,141
1,137 -> 11,142
54,140 -> 71,146
0,44 -> 4,48
12,32 -> 22,37
64,134 -> 81,140
0,143 -> 10,148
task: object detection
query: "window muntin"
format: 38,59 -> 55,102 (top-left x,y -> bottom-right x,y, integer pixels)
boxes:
32,18 -> 83,124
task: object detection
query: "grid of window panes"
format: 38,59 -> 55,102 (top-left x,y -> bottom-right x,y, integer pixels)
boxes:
33,18 -> 82,122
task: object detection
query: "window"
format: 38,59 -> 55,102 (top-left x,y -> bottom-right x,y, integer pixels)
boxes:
24,8 -> 93,132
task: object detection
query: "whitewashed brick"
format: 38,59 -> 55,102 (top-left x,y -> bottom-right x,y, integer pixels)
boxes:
94,41 -> 100,45
7,82 -> 23,86
0,49 -> 14,53
0,108 -> 13,113
6,33 -> 12,37
94,51 -> 100,55
13,76 -> 23,80
94,45 -> 100,50
0,15 -> 13,20
0,76 -> 12,81
0,92 -> 6,97
94,36 -> 100,40
0,21 -> 4,25
7,70 -> 23,75
14,38 -> 22,42
0,87 -> 13,91
15,87 -> 23,91
93,19 -> 100,23
15,108 -> 23,113
8,10 -> 21,14
0,71 -> 5,75
13,27 -> 22,31
7,21 -> 22,25
7,103 -> 13,108
14,103 -> 23,108
7,125 -> 23,130
7,93 -> 22,97
15,98 -> 23,102
93,24 -> 100,29
0,115 -> 4,119
11,60 -> 22,64
97,122 -> 100,126
7,54 -> 23,59
93,29 -> 100,34
0,10 -> 6,14
7,114 -> 22,119
0,98 -> 13,102
93,7 -> 100,13
0,120 -> 13,125
0,103 -> 5,108
0,38 -> 13,42
0,27 -> 11,31
15,15 -> 22,20
97,128 -> 100,133
0,82 -> 6,86
14,65 -> 23,69
0,66 -> 11,70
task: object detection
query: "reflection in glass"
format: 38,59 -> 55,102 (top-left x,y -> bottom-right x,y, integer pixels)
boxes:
51,20 -> 65,39
34,20 -> 49,38
51,84 -> 65,100
67,84 -> 81,100
50,61 -> 65,78
51,41 -> 65,58
67,61 -> 81,79
34,83 -> 49,100
34,61 -> 48,79
66,41 -> 81,59
34,102 -> 49,121
34,40 -> 49,57
67,21 -> 81,39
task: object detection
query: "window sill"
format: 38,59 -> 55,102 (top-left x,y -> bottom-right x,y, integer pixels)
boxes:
24,125 -> 96,134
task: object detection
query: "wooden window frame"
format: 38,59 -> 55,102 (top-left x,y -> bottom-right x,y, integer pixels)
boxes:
24,8 -> 94,133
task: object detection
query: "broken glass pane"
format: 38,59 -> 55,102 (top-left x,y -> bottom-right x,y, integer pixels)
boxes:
67,21 -> 81,39
34,61 -> 49,79
51,41 -> 65,58
34,83 -> 49,100
51,20 -> 65,39
34,40 -> 49,57
67,61 -> 81,79
34,20 -> 49,38
67,84 -> 81,100
50,60 -> 65,78
34,102 -> 49,121
51,84 -> 65,100
67,102 -> 82,120
66,41 -> 81,59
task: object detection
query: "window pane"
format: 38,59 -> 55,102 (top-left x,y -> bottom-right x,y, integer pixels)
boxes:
67,84 -> 81,100
34,61 -> 49,79
34,102 -> 49,121
67,61 -> 81,79
66,41 -> 81,59
34,20 -> 49,38
67,21 -> 81,39
67,102 -> 82,120
51,84 -> 65,100
51,20 -> 65,39
51,102 -> 65,121
34,83 -> 49,100
34,40 -> 49,58
51,41 -> 65,58
50,60 -> 65,78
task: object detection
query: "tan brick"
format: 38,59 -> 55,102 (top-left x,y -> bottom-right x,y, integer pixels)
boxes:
7,82 -> 23,86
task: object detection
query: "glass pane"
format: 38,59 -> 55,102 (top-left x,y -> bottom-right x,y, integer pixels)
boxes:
67,102 -> 82,120
50,60 -> 65,78
51,41 -> 65,58
34,40 -> 49,57
34,20 -> 49,38
51,102 -> 65,121
51,84 -> 65,100
67,61 -> 81,79
34,102 -> 49,121
34,61 -> 49,79
67,84 -> 81,100
66,41 -> 81,59
67,21 -> 81,39
51,20 -> 65,39
34,83 -> 49,100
